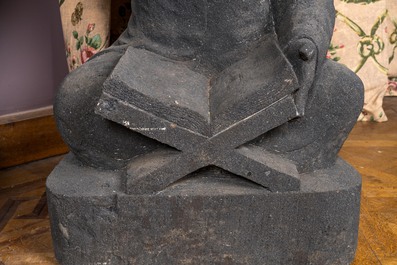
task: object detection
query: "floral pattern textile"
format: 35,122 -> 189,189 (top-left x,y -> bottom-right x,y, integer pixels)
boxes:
332,0 -> 397,122
59,0 -> 111,71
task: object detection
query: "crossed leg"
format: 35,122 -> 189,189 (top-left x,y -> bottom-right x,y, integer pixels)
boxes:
253,60 -> 364,173
56,49 -> 363,174
54,47 -> 163,169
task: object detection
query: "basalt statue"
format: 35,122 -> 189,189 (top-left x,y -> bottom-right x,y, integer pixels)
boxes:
47,0 -> 364,264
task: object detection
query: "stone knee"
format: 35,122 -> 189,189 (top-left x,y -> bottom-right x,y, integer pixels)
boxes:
307,59 -> 364,125
54,50 -> 161,169
253,59 -> 363,172
292,59 -> 364,170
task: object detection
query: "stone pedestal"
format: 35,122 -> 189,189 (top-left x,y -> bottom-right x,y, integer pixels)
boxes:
47,154 -> 361,265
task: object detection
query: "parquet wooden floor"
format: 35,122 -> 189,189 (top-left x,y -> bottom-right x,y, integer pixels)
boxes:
0,97 -> 396,265
341,97 -> 397,265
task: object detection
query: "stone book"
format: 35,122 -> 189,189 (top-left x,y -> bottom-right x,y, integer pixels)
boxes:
96,38 -> 299,137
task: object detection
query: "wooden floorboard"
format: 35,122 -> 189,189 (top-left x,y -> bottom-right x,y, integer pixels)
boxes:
346,97 -> 397,265
0,156 -> 62,265
0,98 -> 396,264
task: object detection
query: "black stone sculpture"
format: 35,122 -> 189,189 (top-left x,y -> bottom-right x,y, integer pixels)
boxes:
47,0 -> 364,264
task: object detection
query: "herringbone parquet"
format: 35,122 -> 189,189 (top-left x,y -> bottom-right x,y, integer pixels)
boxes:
342,97 -> 397,265
0,97 -> 396,265
0,156 -> 62,264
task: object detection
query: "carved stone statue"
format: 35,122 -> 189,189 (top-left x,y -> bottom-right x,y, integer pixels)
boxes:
47,1 -> 364,264
55,0 -> 363,172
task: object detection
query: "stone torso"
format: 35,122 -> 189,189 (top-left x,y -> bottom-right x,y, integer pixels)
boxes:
129,0 -> 274,73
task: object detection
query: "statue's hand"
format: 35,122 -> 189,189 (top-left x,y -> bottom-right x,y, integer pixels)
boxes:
284,38 -> 317,116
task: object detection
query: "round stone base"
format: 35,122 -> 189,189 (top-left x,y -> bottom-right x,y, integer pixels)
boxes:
47,154 -> 361,265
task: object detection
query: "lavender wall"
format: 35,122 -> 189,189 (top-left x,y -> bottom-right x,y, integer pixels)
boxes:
0,0 -> 68,116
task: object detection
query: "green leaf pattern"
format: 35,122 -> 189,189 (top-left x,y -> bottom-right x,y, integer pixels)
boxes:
331,0 -> 397,121
61,1 -> 108,71
334,9 -> 389,74
88,34 -> 102,50
327,43 -> 344,61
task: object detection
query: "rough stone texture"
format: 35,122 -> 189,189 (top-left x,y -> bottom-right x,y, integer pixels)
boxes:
98,93 -> 300,194
98,38 -> 299,136
50,0 -> 365,264
55,0 -> 363,171
47,154 -> 361,265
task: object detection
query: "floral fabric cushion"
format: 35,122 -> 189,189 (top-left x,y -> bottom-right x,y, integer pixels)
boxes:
332,0 -> 397,122
59,0 -> 111,71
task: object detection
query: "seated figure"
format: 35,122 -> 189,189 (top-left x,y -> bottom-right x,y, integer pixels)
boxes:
55,0 -> 364,173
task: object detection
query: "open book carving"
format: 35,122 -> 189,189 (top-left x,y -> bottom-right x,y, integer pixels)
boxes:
95,38 -> 301,194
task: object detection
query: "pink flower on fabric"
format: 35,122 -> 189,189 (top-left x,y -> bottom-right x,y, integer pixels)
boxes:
87,23 -> 95,34
80,46 -> 97,64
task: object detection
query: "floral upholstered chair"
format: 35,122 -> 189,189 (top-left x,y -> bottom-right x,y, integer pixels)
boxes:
332,0 -> 397,121
59,0 -> 396,122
